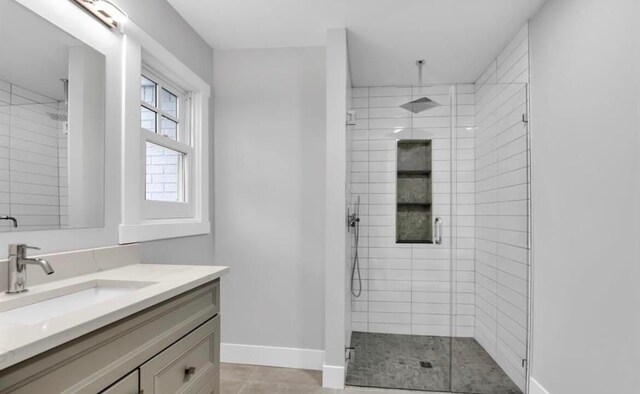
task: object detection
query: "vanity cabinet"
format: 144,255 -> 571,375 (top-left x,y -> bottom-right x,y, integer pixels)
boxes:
0,280 -> 220,394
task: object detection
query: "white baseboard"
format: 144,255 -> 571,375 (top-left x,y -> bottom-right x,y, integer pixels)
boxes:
220,343 -> 324,371
530,377 -> 550,394
322,364 -> 345,389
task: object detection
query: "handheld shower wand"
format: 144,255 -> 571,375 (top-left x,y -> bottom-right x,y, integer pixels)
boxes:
347,195 -> 362,297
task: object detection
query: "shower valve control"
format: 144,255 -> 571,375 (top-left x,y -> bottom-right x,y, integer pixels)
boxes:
347,213 -> 359,228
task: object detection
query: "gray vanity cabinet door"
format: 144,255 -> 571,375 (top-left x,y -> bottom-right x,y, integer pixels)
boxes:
140,316 -> 219,394
100,370 -> 139,394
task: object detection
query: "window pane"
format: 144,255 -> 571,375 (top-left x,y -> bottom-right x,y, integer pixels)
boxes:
161,116 -> 177,140
141,76 -> 156,106
141,106 -> 157,132
161,88 -> 178,117
146,142 -> 184,202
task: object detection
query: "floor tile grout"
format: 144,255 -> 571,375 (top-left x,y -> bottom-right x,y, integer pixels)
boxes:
238,364 -> 257,394
239,365 -> 258,392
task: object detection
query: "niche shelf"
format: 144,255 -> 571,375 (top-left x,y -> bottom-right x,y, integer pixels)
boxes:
397,170 -> 431,176
396,140 -> 432,244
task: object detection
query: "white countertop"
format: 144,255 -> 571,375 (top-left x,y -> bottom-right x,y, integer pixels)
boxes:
0,263 -> 228,370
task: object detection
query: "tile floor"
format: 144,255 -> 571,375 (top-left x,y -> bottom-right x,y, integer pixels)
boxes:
220,363 -> 449,394
345,332 -> 522,394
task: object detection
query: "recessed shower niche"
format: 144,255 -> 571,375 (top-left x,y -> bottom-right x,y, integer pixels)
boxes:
396,140 -> 432,243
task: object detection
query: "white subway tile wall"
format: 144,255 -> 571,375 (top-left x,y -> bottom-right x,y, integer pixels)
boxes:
0,80 -> 65,231
348,84 -> 476,338
58,108 -> 69,228
474,23 -> 530,391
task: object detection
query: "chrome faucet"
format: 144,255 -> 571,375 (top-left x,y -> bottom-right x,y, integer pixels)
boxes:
6,244 -> 54,294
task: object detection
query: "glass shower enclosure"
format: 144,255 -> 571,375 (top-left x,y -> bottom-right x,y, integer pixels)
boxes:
345,82 -> 530,394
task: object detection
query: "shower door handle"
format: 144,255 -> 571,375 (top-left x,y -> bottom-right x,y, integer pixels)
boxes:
434,217 -> 443,245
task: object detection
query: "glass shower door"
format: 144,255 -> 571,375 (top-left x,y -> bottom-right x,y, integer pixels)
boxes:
344,84 -> 456,392
345,81 -> 530,394
450,82 -> 530,394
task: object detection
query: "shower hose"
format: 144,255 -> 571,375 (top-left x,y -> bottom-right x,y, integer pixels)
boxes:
351,210 -> 362,298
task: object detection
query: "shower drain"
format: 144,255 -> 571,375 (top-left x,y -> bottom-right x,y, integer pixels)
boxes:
419,361 -> 433,369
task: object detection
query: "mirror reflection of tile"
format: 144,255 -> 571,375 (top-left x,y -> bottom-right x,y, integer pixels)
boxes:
0,0 -> 106,232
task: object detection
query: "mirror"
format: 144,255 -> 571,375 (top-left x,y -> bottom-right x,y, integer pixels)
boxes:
0,0 -> 105,231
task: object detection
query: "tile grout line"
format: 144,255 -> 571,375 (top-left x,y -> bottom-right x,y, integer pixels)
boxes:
235,365 -> 258,394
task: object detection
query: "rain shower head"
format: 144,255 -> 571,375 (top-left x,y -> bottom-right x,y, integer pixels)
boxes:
400,96 -> 440,113
400,60 -> 441,114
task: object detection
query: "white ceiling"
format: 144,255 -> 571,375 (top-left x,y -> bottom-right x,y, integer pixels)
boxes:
168,0 -> 547,86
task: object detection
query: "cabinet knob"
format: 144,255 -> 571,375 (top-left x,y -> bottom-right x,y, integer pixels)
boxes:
184,366 -> 196,381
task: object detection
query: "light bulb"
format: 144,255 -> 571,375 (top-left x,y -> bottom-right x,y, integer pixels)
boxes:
94,0 -> 128,25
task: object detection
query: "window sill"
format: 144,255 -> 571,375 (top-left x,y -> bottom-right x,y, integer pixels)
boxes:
119,221 -> 210,244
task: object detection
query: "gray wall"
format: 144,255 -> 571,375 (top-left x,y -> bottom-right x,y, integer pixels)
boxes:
117,0 -> 212,83
325,28 -> 348,376
117,0 -> 216,266
213,47 -> 326,350
530,0 -> 640,392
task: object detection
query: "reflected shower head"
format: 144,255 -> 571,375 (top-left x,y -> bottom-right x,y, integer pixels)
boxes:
47,112 -> 68,121
400,60 -> 441,114
48,78 -> 69,122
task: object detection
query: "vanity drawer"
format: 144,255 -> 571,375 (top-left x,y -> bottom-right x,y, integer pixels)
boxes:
99,369 -> 139,394
140,316 -> 219,394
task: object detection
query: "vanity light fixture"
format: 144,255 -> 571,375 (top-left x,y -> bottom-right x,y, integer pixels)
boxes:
72,0 -> 128,30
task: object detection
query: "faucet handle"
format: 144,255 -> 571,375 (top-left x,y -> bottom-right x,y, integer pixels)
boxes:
20,245 -> 41,256
9,244 -> 40,257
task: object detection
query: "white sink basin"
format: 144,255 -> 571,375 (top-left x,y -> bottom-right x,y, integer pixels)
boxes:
0,279 -> 156,326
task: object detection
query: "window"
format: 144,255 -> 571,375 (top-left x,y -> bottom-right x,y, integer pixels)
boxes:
145,141 -> 184,202
140,73 -> 185,141
140,70 -> 190,206
120,27 -> 210,243
138,68 -> 193,219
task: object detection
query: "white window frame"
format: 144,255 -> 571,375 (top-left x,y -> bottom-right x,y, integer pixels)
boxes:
140,68 -> 189,143
140,66 -> 193,219
120,23 -> 210,243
